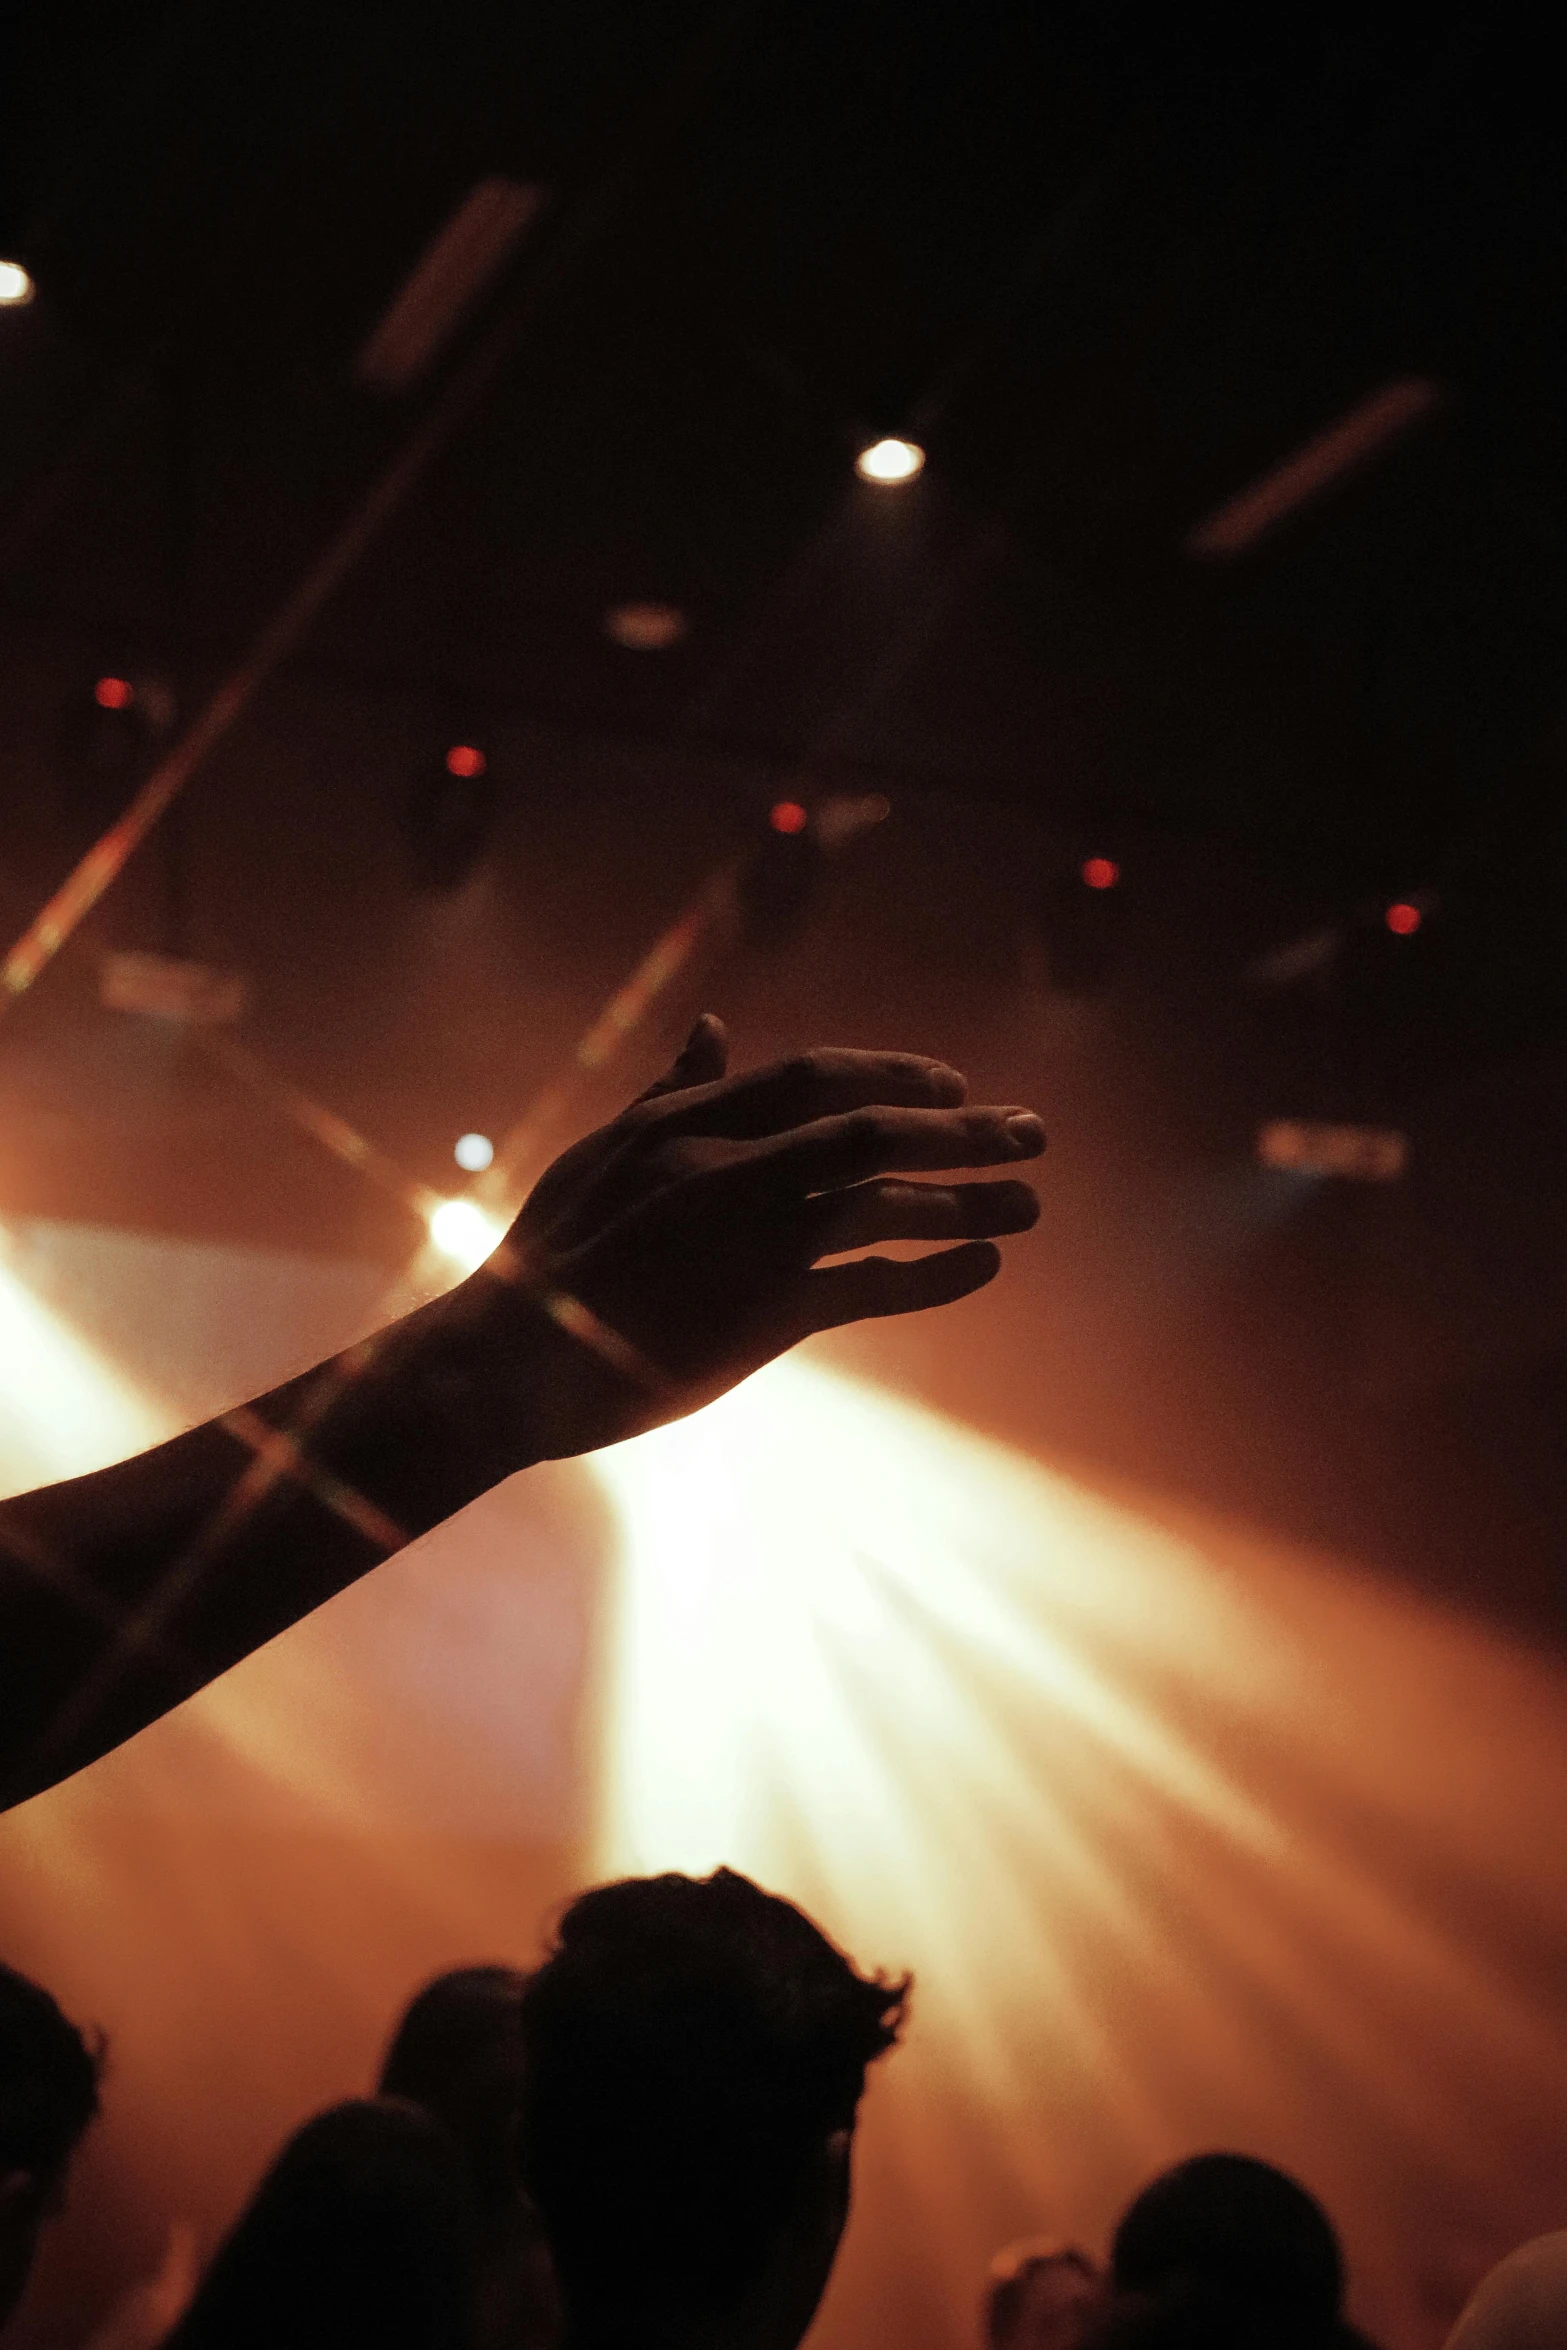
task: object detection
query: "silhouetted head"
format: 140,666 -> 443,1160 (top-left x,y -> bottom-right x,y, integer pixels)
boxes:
518,1868 -> 908,2350
380,1967 -> 560,2350
380,1967 -> 531,2206
1443,2229 -> 1567,2350
986,2240 -> 1104,2350
164,2098 -> 475,2350
1110,2155 -> 1345,2346
0,1959 -> 102,2329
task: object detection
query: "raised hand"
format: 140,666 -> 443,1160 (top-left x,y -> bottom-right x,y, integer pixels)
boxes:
484,1014 -> 1045,1450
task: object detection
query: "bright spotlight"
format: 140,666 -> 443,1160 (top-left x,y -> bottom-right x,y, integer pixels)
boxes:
855,436 -> 925,485
427,1198 -> 504,1270
0,260 -> 35,308
453,1131 -> 494,1173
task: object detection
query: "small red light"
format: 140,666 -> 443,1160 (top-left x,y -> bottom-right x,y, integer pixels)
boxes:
445,744 -> 486,780
769,801 -> 808,835
94,676 -> 134,711
1081,856 -> 1120,890
1385,901 -> 1421,936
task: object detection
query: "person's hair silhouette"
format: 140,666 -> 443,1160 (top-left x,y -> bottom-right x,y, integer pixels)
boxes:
380,1966 -> 559,2349
163,2098 -> 475,2350
518,1868 -> 907,2350
0,1958 -> 102,2330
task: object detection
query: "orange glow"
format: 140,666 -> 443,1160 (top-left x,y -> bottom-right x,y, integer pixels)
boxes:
444,743 -> 486,780
94,675 -> 135,711
1385,901 -> 1421,936
0,1238 -> 176,1488
6,1265 -> 1567,2350
1081,857 -> 1120,890
426,1197 -> 504,1270
855,437 -> 926,485
769,801 -> 809,835
604,602 -> 687,652
586,1359 -> 1567,2347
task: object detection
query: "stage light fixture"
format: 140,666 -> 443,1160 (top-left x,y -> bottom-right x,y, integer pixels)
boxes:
403,744 -> 499,891
101,950 -> 249,1026
1257,1120 -> 1408,1182
855,436 -> 925,484
454,1131 -> 494,1173
1081,856 -> 1120,891
1385,901 -> 1422,937
741,801 -> 823,940
55,670 -> 174,816
605,602 -> 687,651
427,1197 -> 504,1270
0,260 -> 35,307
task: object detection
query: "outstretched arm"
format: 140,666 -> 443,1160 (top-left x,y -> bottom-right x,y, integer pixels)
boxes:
0,1018 -> 1044,1808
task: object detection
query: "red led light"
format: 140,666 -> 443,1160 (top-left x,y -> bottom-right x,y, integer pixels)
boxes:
1081,856 -> 1120,891
769,801 -> 808,835
1385,901 -> 1421,936
94,676 -> 134,711
444,744 -> 486,779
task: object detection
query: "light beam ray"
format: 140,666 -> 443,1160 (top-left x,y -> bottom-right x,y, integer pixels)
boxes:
585,1356 -> 1567,2350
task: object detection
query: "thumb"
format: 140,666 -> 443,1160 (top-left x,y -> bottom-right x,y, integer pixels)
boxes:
638,1013 -> 729,1102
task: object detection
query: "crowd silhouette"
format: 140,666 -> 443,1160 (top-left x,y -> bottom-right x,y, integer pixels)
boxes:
0,1028 -> 1555,2346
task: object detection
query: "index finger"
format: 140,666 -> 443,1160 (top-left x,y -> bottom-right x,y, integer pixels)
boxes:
632,1047 -> 969,1140
731,1103 -> 1047,1193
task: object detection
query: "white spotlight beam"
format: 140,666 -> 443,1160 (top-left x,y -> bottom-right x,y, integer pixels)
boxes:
1185,378 -> 1441,558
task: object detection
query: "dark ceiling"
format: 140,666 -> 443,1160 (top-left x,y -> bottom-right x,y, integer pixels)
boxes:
5,3 -> 1567,883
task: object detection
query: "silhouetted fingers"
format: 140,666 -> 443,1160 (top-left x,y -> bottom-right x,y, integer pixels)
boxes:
736,1103 -> 1046,1194
800,1241 -> 1004,1331
639,1047 -> 970,1141
634,1013 -> 729,1104
804,1177 -> 1039,1259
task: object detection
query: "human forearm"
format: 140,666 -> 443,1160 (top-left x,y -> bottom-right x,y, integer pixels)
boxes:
0,1272 -> 592,1809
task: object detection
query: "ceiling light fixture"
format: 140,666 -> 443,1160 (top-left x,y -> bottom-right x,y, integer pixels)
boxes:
855,437 -> 925,485
605,603 -> 687,651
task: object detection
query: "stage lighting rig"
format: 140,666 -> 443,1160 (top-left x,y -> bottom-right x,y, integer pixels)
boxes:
53,672 -> 177,817
1257,1119 -> 1408,1182
1037,849 -> 1124,996
738,793 -> 891,943
402,742 -> 498,892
